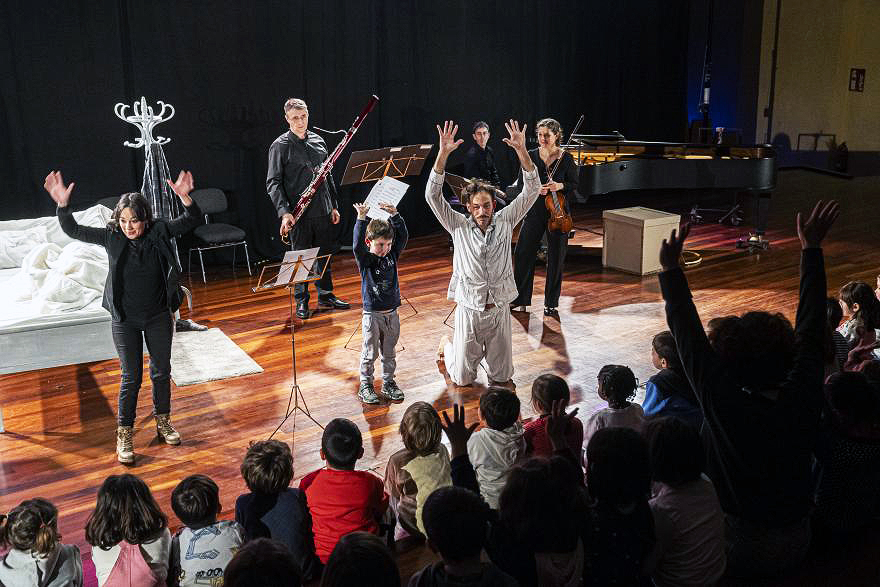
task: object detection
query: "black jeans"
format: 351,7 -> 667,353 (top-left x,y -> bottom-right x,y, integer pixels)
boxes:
289,214 -> 334,302
111,311 -> 174,427
513,215 -> 568,307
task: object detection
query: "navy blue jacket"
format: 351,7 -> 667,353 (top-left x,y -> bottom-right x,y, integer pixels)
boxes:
353,214 -> 408,311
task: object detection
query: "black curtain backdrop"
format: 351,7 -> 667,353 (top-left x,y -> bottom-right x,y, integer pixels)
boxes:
1,0 -> 689,259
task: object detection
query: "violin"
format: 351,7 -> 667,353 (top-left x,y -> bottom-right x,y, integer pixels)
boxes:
544,152 -> 573,234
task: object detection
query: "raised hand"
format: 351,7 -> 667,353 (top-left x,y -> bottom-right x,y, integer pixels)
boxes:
378,202 -> 397,217
353,202 -> 369,220
796,199 -> 839,249
659,223 -> 691,271
441,403 -> 479,459
546,398 -> 579,451
166,170 -> 195,205
436,120 -> 463,156
44,171 -> 75,208
502,119 -> 527,151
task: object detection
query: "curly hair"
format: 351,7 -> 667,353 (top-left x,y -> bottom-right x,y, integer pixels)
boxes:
707,311 -> 795,388
460,178 -> 497,207
598,365 -> 637,408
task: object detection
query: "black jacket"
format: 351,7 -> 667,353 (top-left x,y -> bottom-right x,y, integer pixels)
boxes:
659,248 -> 826,525
56,202 -> 200,322
266,130 -> 338,220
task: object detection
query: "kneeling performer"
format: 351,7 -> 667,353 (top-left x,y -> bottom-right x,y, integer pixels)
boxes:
426,120 -> 539,386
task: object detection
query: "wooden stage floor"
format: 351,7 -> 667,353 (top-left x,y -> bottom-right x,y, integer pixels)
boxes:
1,170 -> 879,583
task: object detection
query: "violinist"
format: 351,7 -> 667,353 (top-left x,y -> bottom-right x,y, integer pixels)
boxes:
510,118 -> 579,317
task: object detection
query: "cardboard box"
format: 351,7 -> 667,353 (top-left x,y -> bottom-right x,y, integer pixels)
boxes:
602,206 -> 681,275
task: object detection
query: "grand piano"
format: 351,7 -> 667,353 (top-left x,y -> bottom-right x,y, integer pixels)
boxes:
565,133 -> 776,239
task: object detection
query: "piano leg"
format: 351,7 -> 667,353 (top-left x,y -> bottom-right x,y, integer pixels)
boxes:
736,190 -> 772,250
754,190 -> 771,236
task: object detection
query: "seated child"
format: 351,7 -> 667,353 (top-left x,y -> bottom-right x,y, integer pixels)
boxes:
384,401 -> 452,539
583,427 -> 655,586
224,538 -> 301,587
0,497 -> 83,587
86,474 -> 171,587
582,365 -> 645,455
234,440 -> 321,580
642,331 -> 702,430
410,486 -> 518,587
814,371 -> 880,534
838,280 -> 880,363
169,474 -> 245,587
322,532 -> 400,587
643,417 -> 725,587
466,386 -> 525,509
300,418 -> 390,563
827,297 -> 850,374
353,201 -> 409,404
523,373 -> 584,458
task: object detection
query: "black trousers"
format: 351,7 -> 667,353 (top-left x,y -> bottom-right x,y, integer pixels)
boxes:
289,214 -> 334,302
111,310 -> 174,427
513,215 -> 568,308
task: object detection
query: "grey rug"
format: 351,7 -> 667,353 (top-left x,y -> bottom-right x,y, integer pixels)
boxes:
171,327 -> 263,386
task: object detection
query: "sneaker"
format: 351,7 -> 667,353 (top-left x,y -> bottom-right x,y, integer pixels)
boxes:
381,380 -> 405,401
117,425 -> 134,464
357,381 -> 380,404
155,414 -> 181,445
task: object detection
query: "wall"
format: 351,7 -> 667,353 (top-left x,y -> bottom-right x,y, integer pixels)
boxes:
757,0 -> 880,151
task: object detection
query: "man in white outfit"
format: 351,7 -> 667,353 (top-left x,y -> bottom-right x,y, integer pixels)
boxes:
425,120 -> 540,386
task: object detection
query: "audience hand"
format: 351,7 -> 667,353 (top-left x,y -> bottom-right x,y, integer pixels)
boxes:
546,399 -> 579,452
441,403 -> 478,459
353,202 -> 369,220
796,200 -> 839,249
44,171 -> 75,208
659,223 -> 691,271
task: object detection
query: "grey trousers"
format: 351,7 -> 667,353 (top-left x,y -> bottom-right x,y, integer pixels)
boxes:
360,309 -> 400,384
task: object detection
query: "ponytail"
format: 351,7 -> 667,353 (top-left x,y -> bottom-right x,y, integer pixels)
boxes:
0,499 -> 60,555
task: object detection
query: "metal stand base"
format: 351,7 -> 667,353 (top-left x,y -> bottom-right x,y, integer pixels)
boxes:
736,232 -> 771,251
268,288 -> 324,445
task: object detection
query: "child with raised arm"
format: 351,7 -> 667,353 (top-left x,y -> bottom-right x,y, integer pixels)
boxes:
352,202 -> 408,404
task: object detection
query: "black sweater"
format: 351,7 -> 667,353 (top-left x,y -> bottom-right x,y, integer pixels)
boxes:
56,202 -> 200,322
659,248 -> 827,526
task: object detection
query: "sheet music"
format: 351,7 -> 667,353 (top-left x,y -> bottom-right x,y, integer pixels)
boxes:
364,176 -> 409,220
273,247 -> 320,286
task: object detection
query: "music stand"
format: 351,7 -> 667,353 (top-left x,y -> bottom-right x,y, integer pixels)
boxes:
252,250 -> 331,443
340,144 -> 432,185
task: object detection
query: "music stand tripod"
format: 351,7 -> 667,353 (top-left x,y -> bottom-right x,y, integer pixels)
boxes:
252,251 -> 330,444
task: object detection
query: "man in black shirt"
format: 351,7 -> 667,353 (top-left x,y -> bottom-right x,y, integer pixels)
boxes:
462,121 -> 501,187
267,98 -> 350,319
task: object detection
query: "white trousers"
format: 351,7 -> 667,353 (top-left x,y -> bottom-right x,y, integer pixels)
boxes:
444,303 -> 513,386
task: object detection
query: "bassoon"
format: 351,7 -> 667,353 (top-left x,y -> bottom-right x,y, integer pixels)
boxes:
287,95 -> 379,227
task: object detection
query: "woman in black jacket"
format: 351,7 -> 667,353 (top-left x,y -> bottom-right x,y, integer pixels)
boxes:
44,170 -> 200,464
